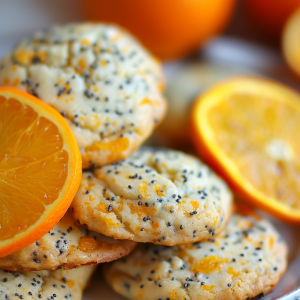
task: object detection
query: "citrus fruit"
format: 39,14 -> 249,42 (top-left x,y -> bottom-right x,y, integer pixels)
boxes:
282,7 -> 300,78
246,0 -> 300,40
0,87 -> 81,257
81,0 -> 237,60
191,76 -> 300,223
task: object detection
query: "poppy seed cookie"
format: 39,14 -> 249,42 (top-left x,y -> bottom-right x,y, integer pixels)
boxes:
0,23 -> 166,168
0,212 -> 136,271
0,264 -> 96,300
71,148 -> 232,245
104,214 -> 287,300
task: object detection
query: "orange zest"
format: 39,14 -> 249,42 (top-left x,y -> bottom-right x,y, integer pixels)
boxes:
282,7 -> 300,78
191,255 -> 228,274
0,87 -> 82,257
191,76 -> 300,223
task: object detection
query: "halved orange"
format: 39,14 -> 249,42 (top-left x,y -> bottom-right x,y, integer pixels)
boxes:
282,7 -> 300,78
191,76 -> 300,223
0,87 -> 81,257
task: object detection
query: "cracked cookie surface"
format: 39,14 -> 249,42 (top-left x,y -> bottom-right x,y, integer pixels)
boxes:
0,212 -> 136,271
0,23 -> 166,168
104,214 -> 287,300
0,264 -> 96,300
71,148 -> 232,245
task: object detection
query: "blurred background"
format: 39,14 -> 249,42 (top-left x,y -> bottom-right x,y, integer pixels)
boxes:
1,0 -> 299,86
0,0 -> 299,68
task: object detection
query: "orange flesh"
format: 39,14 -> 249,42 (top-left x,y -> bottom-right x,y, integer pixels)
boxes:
0,96 -> 68,241
209,93 -> 300,209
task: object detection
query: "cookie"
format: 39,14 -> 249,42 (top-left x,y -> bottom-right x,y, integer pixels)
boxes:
104,214 -> 288,300
0,23 -> 167,168
71,148 -> 232,245
0,212 -> 136,271
0,264 -> 96,300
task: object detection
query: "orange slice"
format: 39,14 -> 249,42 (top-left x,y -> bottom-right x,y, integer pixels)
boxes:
282,7 -> 300,78
191,76 -> 300,223
0,87 -> 81,257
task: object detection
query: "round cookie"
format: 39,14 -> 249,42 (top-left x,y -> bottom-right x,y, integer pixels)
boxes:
0,212 -> 136,271
104,214 -> 288,300
71,148 -> 232,246
0,264 -> 96,300
0,23 -> 167,168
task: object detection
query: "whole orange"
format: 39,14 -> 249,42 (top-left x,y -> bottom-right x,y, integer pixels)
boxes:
81,0 -> 236,60
246,0 -> 300,40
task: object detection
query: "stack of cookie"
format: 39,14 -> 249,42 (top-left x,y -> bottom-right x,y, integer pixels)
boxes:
0,23 -> 287,300
0,23 -> 163,299
77,149 -> 287,300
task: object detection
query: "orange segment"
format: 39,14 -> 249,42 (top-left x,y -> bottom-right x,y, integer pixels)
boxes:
191,76 -> 300,223
0,87 -> 81,257
282,7 -> 300,78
